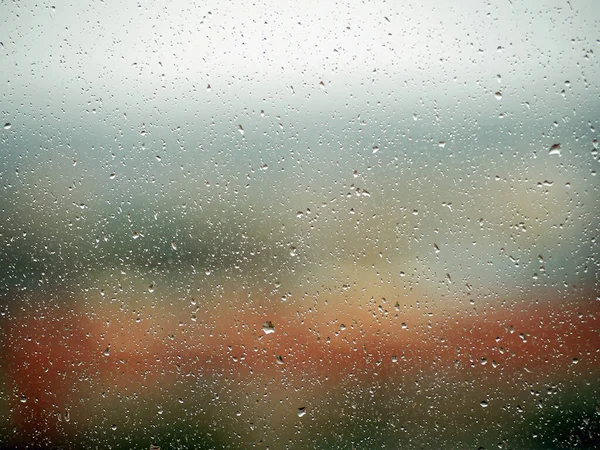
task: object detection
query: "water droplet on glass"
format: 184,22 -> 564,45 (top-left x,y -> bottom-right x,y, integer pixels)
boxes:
238,125 -> 244,135
20,394 -> 27,403
438,141 -> 446,148
148,283 -> 155,293
109,173 -> 116,180
494,91 -> 502,100
103,346 -> 110,357
549,143 -> 561,156
480,400 -> 489,408
262,321 -> 275,334
111,424 -> 117,431
4,123 -> 11,130
297,407 -> 307,417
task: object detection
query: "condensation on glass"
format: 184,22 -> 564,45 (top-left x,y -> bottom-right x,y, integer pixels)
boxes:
0,1 -> 598,449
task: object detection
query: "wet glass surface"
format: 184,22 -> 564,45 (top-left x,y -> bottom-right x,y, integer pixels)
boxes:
1,1 -> 599,448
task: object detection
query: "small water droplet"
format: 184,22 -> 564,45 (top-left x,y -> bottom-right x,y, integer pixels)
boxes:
372,145 -> 379,154
480,400 -> 489,408
103,346 -> 111,357
438,141 -> 446,148
111,424 -> 117,431
238,125 -> 244,135
148,283 -> 155,293
109,173 -> 116,180
297,407 -> 307,417
20,394 -> 27,403
4,123 -> 11,130
494,91 -> 502,100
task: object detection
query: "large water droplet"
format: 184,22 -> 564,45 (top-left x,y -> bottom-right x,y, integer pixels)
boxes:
263,321 -> 275,334
548,143 -> 561,156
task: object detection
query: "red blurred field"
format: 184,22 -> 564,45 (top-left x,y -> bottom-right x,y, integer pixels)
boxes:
2,283 -> 598,448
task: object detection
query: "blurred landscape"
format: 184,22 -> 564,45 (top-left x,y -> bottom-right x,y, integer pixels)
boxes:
1,0 -> 599,448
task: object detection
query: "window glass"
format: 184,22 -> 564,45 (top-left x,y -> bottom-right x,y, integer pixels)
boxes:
1,0 -> 599,448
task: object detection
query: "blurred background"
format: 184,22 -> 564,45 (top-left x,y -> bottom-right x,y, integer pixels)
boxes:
1,0 -> 599,448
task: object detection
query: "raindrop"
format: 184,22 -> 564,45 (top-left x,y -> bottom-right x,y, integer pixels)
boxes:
480,400 -> 489,408
548,143 -> 561,156
494,91 -> 502,100
111,424 -> 117,431
297,407 -> 307,417
238,125 -> 244,135
263,321 -> 275,334
20,394 -> 27,403
4,123 -> 11,130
